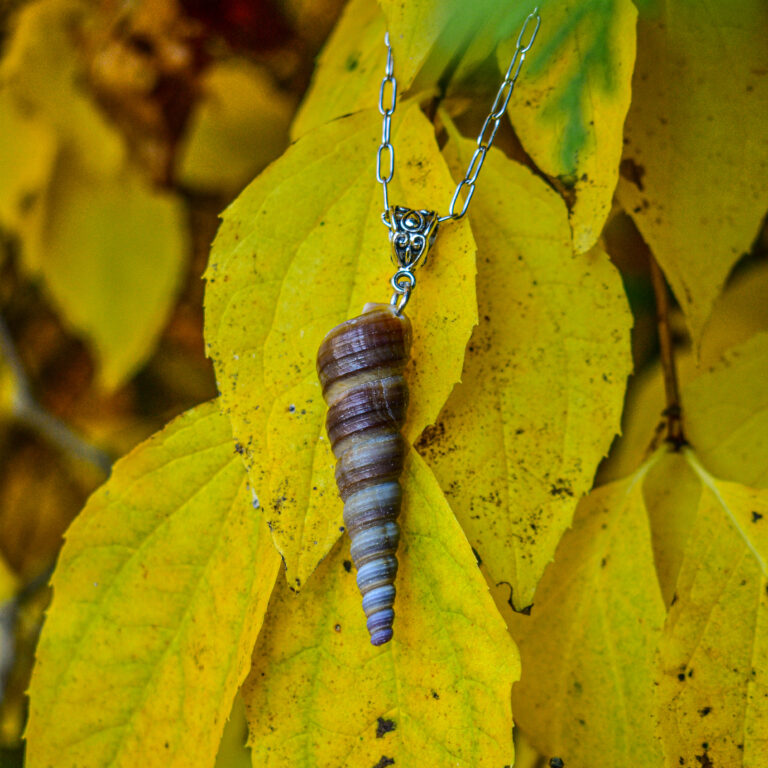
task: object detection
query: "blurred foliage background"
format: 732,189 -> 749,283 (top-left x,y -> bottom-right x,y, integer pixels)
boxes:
0,0 -> 766,766
0,0 -> 346,764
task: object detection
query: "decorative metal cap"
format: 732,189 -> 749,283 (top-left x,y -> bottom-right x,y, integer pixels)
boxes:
387,206 -> 440,270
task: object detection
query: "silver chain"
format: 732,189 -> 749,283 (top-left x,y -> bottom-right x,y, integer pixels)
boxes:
377,8 -> 541,223
378,7 -> 541,312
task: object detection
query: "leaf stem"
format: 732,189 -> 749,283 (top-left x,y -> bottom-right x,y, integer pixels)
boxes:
0,313 -> 112,476
648,256 -> 687,449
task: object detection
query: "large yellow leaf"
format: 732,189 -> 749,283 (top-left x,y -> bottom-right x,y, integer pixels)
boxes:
242,452 -> 519,768
204,102 -> 477,588
418,134 -> 631,609
0,0 -> 124,179
0,0 -> 187,389
27,152 -> 186,390
177,59 -> 293,193
641,452 -> 701,606
656,452 -> 768,767
0,91 -> 56,235
599,260 -> 768,485
503,0 -> 637,254
506,458 -> 666,767
291,0 -> 384,140
604,331 -> 768,491
25,400 -> 281,768
616,0 -> 768,345
684,333 -> 768,490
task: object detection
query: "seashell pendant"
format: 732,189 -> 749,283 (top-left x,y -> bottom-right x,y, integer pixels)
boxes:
316,302 -> 411,646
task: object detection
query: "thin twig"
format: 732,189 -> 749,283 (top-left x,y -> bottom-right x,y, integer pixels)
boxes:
649,256 -> 687,449
0,313 -> 112,475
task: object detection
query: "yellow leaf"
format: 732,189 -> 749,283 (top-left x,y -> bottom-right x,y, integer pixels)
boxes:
641,452 -> 701,606
242,452 -> 519,768
616,1 -> 768,345
25,400 -> 281,768
291,0 -> 384,140
214,694 -> 251,768
0,550 -> 18,606
418,133 -> 632,609
0,0 -> 188,389
0,0 -> 125,177
204,102 -> 477,588
656,451 -> 768,767
605,330 -> 768,491
506,459 -> 666,767
0,92 -> 56,235
177,59 -> 293,193
599,260 -> 768,485
685,333 -> 768,489
503,0 -> 637,254
27,153 -> 187,390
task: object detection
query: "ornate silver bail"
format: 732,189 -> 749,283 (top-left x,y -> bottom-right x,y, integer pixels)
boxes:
386,206 -> 440,315
387,206 -> 440,270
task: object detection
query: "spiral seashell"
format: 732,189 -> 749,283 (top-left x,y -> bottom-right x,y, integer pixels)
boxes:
317,303 -> 411,646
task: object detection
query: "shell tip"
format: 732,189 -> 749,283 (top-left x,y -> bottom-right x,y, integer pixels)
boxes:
370,628 -> 393,646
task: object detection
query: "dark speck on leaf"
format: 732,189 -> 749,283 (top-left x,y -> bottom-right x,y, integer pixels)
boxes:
376,717 -> 396,738
678,673 -> 686,681
698,706 -> 711,716
345,53 -> 360,71
752,511 -> 763,523
431,690 -> 439,700
373,757 -> 395,768
334,624 -> 341,633
471,547 -> 482,566
343,560 -> 352,573
550,758 -> 565,768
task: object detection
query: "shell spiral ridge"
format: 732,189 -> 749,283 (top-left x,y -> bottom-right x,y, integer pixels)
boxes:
317,303 -> 411,646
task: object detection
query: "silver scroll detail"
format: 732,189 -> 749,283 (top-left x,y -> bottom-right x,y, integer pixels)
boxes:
387,206 -> 440,271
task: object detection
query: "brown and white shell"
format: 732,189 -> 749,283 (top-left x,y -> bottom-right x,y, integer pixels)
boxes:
316,303 -> 410,646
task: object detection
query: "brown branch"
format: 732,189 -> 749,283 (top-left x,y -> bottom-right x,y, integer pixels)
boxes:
649,256 -> 687,449
0,313 -> 112,476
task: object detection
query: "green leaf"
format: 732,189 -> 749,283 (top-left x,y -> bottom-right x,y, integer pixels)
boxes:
418,130 -> 632,609
25,401 -> 282,768
242,452 -> 520,768
204,101 -> 477,589
504,0 -> 638,253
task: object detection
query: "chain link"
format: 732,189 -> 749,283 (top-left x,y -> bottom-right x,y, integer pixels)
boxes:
376,8 -> 541,226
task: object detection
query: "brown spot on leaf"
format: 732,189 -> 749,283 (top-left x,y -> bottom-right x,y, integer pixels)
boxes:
620,158 -> 646,191
373,757 -> 395,768
376,717 -> 396,738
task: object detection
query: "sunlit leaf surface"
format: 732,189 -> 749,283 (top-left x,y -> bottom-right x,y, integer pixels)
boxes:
25,401 -> 281,768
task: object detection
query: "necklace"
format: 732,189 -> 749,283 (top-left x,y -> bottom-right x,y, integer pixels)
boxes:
315,9 -> 541,646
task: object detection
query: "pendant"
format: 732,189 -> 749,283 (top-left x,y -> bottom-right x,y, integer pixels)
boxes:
315,207 -> 438,646
317,304 -> 410,646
